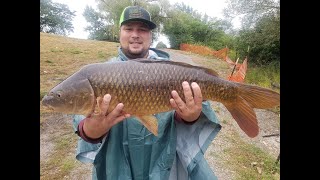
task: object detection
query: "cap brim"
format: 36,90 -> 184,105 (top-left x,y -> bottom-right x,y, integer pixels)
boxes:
121,18 -> 157,30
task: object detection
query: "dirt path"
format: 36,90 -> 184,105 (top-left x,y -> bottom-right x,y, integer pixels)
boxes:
166,49 -> 198,66
40,49 -> 280,180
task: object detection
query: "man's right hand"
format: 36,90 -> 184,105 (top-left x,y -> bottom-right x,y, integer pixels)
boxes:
83,94 -> 130,139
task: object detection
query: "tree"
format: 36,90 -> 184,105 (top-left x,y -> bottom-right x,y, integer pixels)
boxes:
40,0 -> 76,35
236,11 -> 280,64
223,0 -> 280,29
83,0 -> 171,42
162,5 -> 233,50
83,0 -> 131,41
83,6 -> 111,41
223,0 -> 280,65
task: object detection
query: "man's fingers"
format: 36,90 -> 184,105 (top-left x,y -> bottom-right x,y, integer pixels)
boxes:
107,103 -> 130,126
100,94 -> 111,115
170,98 -> 182,113
169,98 -> 177,108
182,81 -> 195,106
191,82 -> 203,106
110,113 -> 131,127
93,97 -> 104,114
107,103 -> 125,118
171,90 -> 186,112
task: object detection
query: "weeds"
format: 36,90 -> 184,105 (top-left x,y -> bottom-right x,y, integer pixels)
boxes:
223,135 -> 280,180
40,131 -> 79,180
245,61 -> 280,90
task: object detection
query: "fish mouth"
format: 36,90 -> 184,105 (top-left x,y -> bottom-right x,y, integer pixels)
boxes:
41,95 -> 52,107
41,95 -> 56,111
43,105 -> 54,111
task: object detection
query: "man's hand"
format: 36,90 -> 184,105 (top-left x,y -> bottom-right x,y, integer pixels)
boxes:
83,94 -> 130,139
170,81 -> 203,122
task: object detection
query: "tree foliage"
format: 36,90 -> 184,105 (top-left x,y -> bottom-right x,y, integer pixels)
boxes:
162,2 -> 233,50
224,0 -> 280,65
94,0 -> 132,41
83,6 -> 111,41
236,11 -> 280,64
83,0 -> 172,42
80,0 -> 279,66
40,0 -> 75,35
223,0 -> 280,29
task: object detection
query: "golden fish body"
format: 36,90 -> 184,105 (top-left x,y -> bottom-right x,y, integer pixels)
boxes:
42,59 -> 280,137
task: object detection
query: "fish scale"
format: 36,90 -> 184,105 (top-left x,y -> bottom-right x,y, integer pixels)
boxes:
42,59 -> 280,137
106,60 -> 199,122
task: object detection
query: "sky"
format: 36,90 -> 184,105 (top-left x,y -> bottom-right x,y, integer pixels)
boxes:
52,0 -> 240,47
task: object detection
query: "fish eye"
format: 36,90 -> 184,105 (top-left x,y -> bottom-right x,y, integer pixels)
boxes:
56,91 -> 62,98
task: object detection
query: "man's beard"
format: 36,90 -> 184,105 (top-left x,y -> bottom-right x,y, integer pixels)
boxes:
126,48 -> 148,59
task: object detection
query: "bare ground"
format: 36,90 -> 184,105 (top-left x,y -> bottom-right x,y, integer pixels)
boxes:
40,49 -> 280,180
40,113 -> 93,180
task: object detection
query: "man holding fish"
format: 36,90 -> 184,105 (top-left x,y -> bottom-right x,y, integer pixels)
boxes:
73,5 -> 221,180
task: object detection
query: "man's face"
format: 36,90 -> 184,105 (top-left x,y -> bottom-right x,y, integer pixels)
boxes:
120,21 -> 152,59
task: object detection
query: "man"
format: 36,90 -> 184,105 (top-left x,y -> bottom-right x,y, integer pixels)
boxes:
73,6 -> 221,180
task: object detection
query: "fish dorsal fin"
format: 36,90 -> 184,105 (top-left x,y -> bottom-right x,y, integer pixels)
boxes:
129,58 -> 219,77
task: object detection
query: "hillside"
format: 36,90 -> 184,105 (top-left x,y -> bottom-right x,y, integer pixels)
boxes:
40,32 -> 280,180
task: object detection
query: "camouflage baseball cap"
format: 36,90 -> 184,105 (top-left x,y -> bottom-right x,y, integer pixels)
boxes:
119,6 -> 157,29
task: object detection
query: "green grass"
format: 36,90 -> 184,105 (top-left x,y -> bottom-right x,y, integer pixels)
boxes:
245,61 -> 280,91
228,49 -> 237,60
50,48 -> 63,53
223,136 -> 280,180
40,131 -> 79,180
40,32 -> 119,179
98,50 -> 108,58
61,157 -> 77,172
68,48 -> 83,54
40,91 -> 47,100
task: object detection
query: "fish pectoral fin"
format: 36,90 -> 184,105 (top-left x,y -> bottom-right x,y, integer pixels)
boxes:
137,115 -> 158,136
224,97 -> 259,138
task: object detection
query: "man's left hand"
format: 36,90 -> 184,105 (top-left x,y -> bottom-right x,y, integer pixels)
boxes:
170,81 -> 203,122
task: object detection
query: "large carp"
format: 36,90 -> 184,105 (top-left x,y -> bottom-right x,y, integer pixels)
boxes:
41,59 -> 280,138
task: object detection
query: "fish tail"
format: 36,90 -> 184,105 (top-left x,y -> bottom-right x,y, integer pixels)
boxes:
224,84 -> 280,138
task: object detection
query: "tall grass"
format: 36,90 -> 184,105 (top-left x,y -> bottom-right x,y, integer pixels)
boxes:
245,61 -> 280,90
